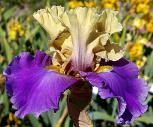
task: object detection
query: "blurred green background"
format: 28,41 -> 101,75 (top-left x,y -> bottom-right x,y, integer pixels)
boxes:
0,0 -> 153,127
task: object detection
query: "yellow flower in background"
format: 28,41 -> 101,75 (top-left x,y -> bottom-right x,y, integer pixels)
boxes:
101,0 -> 120,10
143,75 -> 149,81
136,37 -> 148,45
26,16 -> 31,23
136,60 -> 144,68
68,0 -> 84,9
68,0 -> 96,8
103,3 -> 114,9
136,3 -> 149,14
136,57 -> 147,68
143,13 -> 153,33
9,112 -> 21,125
84,1 -> 96,8
0,74 -> 5,85
7,18 -> 26,41
132,0 -> 149,4
132,18 -> 146,29
0,55 -> 5,63
146,21 -> 153,33
9,112 -> 14,121
128,42 -> 143,61
144,12 -> 153,22
10,31 -> 16,40
131,0 -> 150,14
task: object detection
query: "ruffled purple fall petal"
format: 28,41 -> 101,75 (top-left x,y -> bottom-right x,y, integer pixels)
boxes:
81,59 -> 148,124
3,51 -> 78,118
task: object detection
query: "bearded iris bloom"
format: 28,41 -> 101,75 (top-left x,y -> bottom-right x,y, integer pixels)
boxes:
4,6 -> 148,124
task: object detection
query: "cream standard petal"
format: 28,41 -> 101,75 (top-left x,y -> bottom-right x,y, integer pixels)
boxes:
33,6 -> 66,43
104,41 -> 125,61
91,41 -> 124,62
52,36 -> 72,68
87,9 -> 123,62
61,7 -> 100,70
33,6 -> 124,71
97,9 -> 122,34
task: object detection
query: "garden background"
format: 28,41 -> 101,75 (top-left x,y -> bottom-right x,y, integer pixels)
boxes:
0,0 -> 153,127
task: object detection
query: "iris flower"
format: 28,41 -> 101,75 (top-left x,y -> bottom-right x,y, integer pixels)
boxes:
4,6 -> 148,124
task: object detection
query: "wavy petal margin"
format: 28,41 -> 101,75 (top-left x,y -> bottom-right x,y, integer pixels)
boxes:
81,59 -> 148,124
3,51 -> 78,118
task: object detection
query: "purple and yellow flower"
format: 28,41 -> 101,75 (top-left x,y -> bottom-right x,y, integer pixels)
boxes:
3,6 -> 148,124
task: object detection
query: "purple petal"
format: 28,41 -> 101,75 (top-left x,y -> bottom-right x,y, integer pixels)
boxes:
81,59 -> 148,124
3,51 -> 78,118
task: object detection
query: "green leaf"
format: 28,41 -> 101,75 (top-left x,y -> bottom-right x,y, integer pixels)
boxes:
136,112 -> 153,124
3,6 -> 17,21
0,26 -> 12,62
0,26 -> 6,38
39,29 -> 48,50
3,38 -> 13,63
144,51 -> 153,82
89,111 -> 114,122
41,113 -> 50,126
64,116 -> 71,127
2,91 -> 9,115
48,96 -> 67,127
28,115 -> 41,127
26,25 -> 40,41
